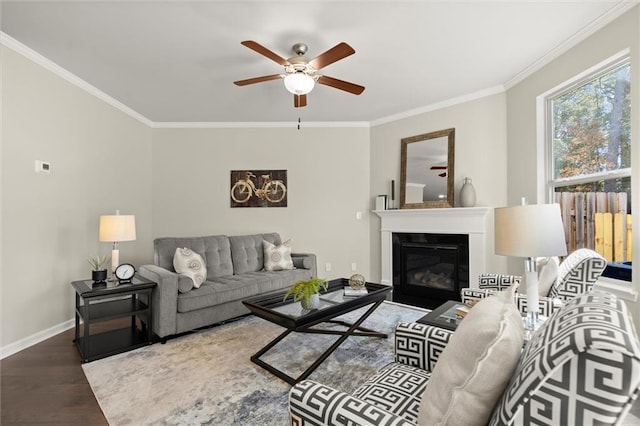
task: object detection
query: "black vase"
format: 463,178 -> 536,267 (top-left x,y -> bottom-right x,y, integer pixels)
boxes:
92,269 -> 107,284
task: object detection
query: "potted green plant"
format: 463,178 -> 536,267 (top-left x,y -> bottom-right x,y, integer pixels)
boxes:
283,278 -> 328,310
88,254 -> 110,284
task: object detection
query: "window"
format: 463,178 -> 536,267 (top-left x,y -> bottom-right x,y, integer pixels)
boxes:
544,57 -> 632,264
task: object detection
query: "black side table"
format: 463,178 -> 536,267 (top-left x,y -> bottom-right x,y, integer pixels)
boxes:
416,300 -> 466,331
71,275 -> 156,363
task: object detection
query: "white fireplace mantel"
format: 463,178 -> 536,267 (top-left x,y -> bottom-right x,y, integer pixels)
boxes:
375,207 -> 492,288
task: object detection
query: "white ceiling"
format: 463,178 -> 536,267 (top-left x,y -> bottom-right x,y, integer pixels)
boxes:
1,1 -> 636,124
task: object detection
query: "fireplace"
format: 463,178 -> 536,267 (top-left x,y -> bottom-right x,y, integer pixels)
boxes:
375,207 -> 491,309
393,233 -> 469,309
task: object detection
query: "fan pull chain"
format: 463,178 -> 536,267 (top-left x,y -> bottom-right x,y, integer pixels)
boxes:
298,117 -> 301,130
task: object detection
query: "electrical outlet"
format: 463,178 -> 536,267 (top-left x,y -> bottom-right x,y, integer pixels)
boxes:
356,211 -> 362,220
35,160 -> 51,174
325,262 -> 332,272
351,262 -> 357,271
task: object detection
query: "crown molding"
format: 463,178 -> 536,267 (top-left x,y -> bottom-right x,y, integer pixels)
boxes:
1,32 -> 154,127
0,31 -> 504,129
151,121 -> 370,129
503,0 -> 638,90
4,0 -> 634,130
370,85 -> 505,127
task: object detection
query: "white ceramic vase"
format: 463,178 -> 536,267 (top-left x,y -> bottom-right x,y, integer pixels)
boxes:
460,177 -> 476,207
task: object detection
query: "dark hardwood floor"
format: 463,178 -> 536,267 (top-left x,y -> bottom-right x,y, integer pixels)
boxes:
4,321 -> 640,425
1,326 -> 108,426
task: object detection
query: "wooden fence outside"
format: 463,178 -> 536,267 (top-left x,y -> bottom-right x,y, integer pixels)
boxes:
554,192 -> 633,262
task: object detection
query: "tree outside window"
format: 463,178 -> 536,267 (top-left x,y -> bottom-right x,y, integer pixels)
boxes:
547,59 -> 631,263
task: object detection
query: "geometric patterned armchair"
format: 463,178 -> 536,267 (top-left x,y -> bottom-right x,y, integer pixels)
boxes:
461,248 -> 607,317
289,291 -> 640,425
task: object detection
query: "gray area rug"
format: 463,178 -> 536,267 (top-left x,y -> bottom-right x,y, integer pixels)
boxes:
82,301 -> 427,425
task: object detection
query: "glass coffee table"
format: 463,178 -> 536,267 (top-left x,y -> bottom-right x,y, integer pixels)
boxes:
242,278 -> 391,385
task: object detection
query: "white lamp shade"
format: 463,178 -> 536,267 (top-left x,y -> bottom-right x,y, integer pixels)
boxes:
99,215 -> 136,242
495,204 -> 567,258
283,72 -> 315,95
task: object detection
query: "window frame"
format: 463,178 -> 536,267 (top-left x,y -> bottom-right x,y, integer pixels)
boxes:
537,50 -> 631,203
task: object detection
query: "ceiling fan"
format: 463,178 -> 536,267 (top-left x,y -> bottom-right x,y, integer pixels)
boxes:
430,165 -> 447,178
233,40 -> 365,108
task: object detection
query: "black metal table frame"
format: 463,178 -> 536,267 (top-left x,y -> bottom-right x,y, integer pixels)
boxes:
243,279 -> 391,386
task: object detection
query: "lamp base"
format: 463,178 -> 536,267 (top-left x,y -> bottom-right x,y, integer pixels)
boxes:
524,311 -> 541,331
523,311 -> 548,331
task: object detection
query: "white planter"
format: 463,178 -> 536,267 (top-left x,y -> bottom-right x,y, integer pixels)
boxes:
301,293 -> 320,310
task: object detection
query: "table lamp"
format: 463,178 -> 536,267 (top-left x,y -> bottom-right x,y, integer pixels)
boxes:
99,211 -> 136,277
494,201 -> 567,330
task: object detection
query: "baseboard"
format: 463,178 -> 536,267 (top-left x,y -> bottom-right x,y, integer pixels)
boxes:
1,319 -> 75,359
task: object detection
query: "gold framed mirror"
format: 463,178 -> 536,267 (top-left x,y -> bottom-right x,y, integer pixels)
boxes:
400,128 -> 455,209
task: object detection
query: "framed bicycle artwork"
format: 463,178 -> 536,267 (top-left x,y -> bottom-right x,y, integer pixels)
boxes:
230,170 -> 288,208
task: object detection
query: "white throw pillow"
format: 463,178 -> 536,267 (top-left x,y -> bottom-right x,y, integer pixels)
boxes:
417,285 -> 524,426
263,239 -> 294,271
536,256 -> 559,297
173,248 -> 207,289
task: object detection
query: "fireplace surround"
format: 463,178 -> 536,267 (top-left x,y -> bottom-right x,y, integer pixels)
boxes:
375,207 -> 491,308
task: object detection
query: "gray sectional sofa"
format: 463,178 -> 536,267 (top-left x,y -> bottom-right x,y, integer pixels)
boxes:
138,233 -> 317,340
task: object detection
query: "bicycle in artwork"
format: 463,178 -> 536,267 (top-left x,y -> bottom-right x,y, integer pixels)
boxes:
230,171 -> 287,206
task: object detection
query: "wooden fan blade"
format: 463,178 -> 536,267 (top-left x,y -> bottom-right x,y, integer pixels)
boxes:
240,40 -> 289,66
430,166 -> 447,170
439,172 -> 447,178
317,75 -> 365,95
234,74 -> 282,86
294,94 -> 307,108
309,42 -> 355,70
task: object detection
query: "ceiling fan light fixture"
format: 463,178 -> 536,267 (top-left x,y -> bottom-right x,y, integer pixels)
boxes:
284,72 -> 315,95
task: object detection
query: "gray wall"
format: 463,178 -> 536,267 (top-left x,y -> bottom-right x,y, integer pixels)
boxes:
505,7 -> 639,308
1,46 -> 154,350
150,126 -> 372,280
368,93 -> 510,282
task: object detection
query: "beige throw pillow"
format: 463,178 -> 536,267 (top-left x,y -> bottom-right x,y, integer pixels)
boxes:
263,239 -> 294,271
517,256 -> 560,297
417,285 -> 524,426
536,256 -> 559,297
173,248 -> 207,289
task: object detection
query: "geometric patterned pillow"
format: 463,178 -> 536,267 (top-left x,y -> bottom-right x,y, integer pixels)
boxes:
549,248 -> 606,300
263,239 -> 294,271
173,247 -> 207,289
489,291 -> 640,425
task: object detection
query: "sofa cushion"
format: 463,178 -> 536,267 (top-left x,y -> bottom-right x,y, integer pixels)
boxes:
417,285 -> 524,426
176,268 -> 312,313
353,362 -> 430,423
173,248 -> 207,289
230,233 -> 281,274
263,239 -> 294,271
154,235 -> 233,279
